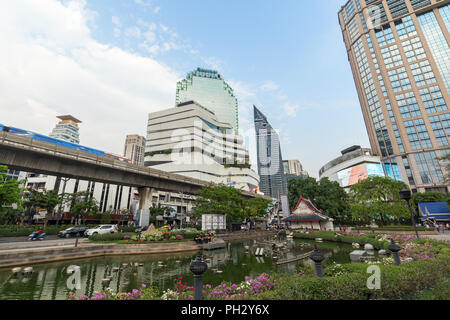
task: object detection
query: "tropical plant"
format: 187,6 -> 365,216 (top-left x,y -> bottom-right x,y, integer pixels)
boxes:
349,176 -> 410,225
0,165 -> 25,214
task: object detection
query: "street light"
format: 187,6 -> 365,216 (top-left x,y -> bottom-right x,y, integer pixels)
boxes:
189,252 -> 208,300
399,188 -> 420,240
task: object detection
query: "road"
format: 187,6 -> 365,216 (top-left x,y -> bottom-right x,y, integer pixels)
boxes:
0,235 -> 60,243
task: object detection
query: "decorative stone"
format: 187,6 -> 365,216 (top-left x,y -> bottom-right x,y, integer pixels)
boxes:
141,224 -> 158,236
378,250 -> 387,255
352,243 -> 360,248
22,267 -> 33,275
350,250 -> 367,262
315,238 -> 323,242
364,243 -> 374,251
12,267 -> 22,275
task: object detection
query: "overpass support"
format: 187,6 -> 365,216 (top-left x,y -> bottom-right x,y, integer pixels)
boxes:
137,187 -> 154,227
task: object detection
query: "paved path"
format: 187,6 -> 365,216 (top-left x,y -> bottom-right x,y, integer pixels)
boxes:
0,238 -> 88,251
0,235 -> 59,243
421,233 -> 450,243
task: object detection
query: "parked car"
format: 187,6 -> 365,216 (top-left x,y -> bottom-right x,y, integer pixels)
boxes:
58,226 -> 89,238
84,225 -> 118,237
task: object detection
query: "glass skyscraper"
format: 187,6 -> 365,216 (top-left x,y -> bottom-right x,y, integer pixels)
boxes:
176,68 -> 239,133
254,105 -> 288,199
339,0 -> 450,193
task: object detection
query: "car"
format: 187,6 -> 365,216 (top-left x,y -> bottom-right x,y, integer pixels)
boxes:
58,226 -> 89,238
84,224 -> 118,237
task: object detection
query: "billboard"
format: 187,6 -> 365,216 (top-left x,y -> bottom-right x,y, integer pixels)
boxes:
337,162 -> 385,187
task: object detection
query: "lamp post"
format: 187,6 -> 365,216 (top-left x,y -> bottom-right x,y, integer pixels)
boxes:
399,188 -> 420,240
388,239 -> 401,266
309,245 -> 325,277
189,252 -> 208,300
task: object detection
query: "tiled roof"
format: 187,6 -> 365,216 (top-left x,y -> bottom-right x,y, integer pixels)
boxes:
418,202 -> 450,221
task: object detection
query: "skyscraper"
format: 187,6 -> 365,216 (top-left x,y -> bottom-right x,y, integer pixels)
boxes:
339,0 -> 450,193
49,115 -> 81,144
124,134 -> 146,165
176,68 -> 239,133
254,105 -> 288,199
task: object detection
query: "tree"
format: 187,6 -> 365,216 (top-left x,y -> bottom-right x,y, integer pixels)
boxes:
288,177 -> 351,223
149,204 -> 175,226
193,184 -> 246,230
63,191 -> 99,224
349,176 -> 409,226
0,165 -> 25,215
411,191 -> 447,213
245,197 -> 273,220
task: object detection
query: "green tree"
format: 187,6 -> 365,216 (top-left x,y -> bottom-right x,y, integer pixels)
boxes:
193,184 -> 246,230
0,165 -> 25,214
245,197 -> 273,220
411,191 -> 447,213
288,177 -> 351,223
149,204 -> 175,226
349,176 -> 409,225
63,191 -> 99,224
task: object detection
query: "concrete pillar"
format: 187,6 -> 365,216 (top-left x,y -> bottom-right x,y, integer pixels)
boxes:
137,187 -> 154,227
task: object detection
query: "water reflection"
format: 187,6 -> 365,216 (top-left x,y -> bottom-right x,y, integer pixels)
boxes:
0,237 -> 358,300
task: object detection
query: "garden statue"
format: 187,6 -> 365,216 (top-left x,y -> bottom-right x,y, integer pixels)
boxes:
142,224 -> 158,236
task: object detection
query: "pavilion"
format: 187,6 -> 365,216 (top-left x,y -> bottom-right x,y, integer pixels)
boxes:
282,195 -> 334,231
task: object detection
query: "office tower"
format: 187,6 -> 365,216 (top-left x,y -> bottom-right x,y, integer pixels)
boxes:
124,134 -> 146,165
144,101 -> 260,191
339,0 -> 450,193
176,68 -> 239,133
49,115 -> 81,144
283,159 -> 309,183
254,105 -> 288,199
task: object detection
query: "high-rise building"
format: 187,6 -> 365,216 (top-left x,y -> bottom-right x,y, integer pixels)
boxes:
283,159 -> 309,183
124,134 -> 146,165
49,115 -> 81,144
339,0 -> 450,193
254,105 -> 288,199
176,68 -> 239,133
144,101 -> 260,191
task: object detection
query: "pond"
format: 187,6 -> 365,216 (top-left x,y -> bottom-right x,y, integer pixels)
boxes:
0,237 -> 378,300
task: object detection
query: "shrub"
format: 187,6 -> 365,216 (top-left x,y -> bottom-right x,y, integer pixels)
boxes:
88,233 -> 134,242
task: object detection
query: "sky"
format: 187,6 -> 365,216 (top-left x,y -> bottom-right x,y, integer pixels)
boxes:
0,0 -> 371,178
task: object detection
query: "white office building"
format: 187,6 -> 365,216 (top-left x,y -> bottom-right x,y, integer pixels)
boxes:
145,101 -> 260,191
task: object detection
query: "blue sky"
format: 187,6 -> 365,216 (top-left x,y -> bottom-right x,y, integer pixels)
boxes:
1,0 -> 370,178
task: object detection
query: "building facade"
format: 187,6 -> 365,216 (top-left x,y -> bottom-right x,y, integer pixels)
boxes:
176,68 -> 239,133
339,0 -> 450,193
283,159 -> 309,183
144,101 -> 260,191
319,145 -> 402,188
254,105 -> 288,199
124,134 -> 146,165
49,115 -> 81,144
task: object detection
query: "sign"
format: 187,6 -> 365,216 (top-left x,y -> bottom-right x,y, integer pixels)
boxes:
202,214 -> 226,231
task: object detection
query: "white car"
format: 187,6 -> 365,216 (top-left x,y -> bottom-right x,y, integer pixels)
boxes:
84,225 -> 118,237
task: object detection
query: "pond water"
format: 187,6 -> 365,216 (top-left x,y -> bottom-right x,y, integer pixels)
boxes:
0,237 -> 377,300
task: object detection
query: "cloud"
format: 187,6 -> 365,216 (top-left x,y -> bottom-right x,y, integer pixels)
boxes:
0,0 -> 180,155
260,80 -> 279,92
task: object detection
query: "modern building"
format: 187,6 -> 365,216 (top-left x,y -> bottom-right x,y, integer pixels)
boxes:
283,160 -> 309,183
254,105 -> 288,199
176,68 -> 239,133
144,101 -> 260,191
124,134 -> 146,165
49,115 -> 81,144
319,145 -> 402,188
338,0 -> 450,194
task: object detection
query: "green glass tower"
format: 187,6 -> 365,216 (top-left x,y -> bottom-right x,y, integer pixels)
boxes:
176,68 -> 239,133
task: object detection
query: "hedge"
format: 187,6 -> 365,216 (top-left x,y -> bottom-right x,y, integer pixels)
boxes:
293,231 -> 389,250
357,226 -> 434,232
0,225 -> 80,237
256,254 -> 450,300
88,233 -> 135,242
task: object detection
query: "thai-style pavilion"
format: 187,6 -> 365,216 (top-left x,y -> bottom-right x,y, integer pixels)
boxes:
282,195 -> 334,231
